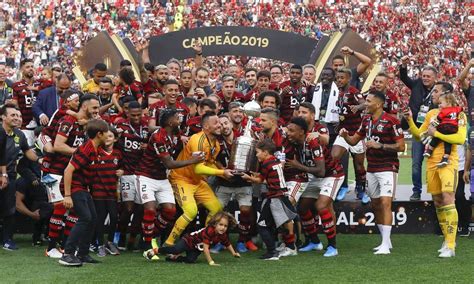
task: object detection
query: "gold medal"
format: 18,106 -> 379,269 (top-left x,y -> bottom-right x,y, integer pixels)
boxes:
340,115 -> 345,121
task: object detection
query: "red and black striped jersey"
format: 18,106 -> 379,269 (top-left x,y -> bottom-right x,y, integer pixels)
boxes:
337,86 -> 364,135
384,90 -> 399,115
259,156 -> 287,198
279,80 -> 311,124
149,100 -> 189,130
114,81 -> 143,104
283,138 -> 323,182
183,226 -> 231,251
43,115 -> 86,175
143,79 -> 161,96
115,119 -> 149,175
311,121 -> 329,136
356,112 -> 404,173
70,140 -> 99,194
12,79 -> 42,128
322,144 -> 344,178
135,128 -> 180,180
185,115 -> 202,137
217,91 -> 246,113
243,88 -> 259,102
91,148 -> 122,200
299,138 -> 324,169
42,106 -> 69,138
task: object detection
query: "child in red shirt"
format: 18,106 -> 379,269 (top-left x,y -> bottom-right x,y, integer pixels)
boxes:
242,139 -> 297,261
92,127 -> 123,257
144,211 -> 240,265
423,93 -> 462,167
59,119 -> 109,267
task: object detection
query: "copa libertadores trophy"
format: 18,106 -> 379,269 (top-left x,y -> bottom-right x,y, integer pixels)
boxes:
229,101 -> 261,172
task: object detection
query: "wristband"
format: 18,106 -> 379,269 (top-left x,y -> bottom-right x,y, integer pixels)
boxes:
209,261 -> 215,265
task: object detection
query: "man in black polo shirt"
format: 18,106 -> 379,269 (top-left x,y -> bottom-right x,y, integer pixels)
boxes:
0,103 -> 41,250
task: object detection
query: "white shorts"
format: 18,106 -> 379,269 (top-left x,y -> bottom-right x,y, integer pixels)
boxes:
136,175 -> 175,205
366,172 -> 398,199
120,175 -> 139,203
287,181 -> 308,203
304,176 -> 345,201
216,185 -> 252,207
45,174 -> 63,203
334,135 -> 365,154
37,133 -> 52,153
21,129 -> 36,147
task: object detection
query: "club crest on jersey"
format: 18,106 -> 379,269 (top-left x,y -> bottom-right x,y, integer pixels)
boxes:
113,158 -> 118,165
377,125 -> 384,132
61,124 -> 70,133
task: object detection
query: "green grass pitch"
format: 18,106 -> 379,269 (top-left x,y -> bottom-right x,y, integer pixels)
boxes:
1,234 -> 472,283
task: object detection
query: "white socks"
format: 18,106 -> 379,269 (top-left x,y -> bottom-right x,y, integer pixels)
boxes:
380,225 -> 392,249
374,224 -> 392,252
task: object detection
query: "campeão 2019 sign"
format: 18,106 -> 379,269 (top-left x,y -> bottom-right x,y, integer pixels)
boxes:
148,26 -> 330,65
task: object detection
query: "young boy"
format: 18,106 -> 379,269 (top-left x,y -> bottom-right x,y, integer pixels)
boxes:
92,127 -> 123,257
242,139 -> 297,260
59,119 -> 109,267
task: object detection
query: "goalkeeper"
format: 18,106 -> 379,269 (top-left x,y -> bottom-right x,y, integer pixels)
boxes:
165,112 -> 234,245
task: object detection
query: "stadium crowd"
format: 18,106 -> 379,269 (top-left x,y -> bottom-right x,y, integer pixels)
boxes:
0,0 -> 473,267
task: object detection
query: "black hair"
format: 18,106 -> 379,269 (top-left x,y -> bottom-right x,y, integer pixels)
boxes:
181,69 -> 192,75
20,59 -> 33,68
257,91 -> 281,107
119,68 -> 135,85
332,55 -> 345,62
198,99 -> 217,110
182,97 -> 198,107
164,79 -> 180,86
322,67 -> 336,76
86,119 -> 108,139
144,63 -> 155,73
108,125 -> 119,138
120,60 -> 132,67
94,63 -> 107,72
371,91 -> 386,104
270,64 -> 283,73
201,111 -> 217,126
289,117 -> 309,133
256,138 -> 277,155
159,108 -> 178,128
290,64 -> 303,71
99,77 -> 113,85
299,102 -> 316,114
257,70 -> 271,80
195,66 -> 209,75
127,101 -> 141,110
435,81 -> 454,93
120,96 -> 136,106
0,103 -> 19,116
245,67 -> 258,75
78,94 -> 99,110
